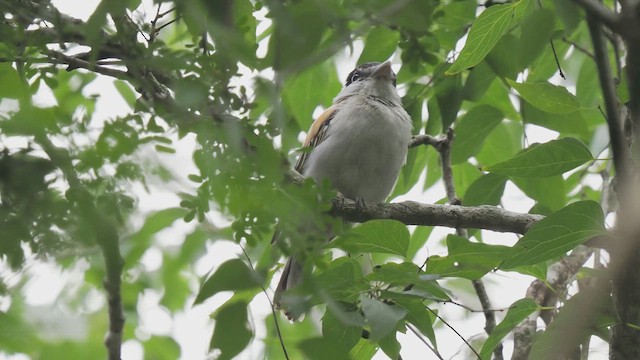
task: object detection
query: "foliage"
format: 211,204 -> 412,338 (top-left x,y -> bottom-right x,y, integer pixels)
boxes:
0,0 -> 633,359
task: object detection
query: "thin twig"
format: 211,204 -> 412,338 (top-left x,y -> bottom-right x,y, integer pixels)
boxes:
407,324 -> 444,360
549,39 -> 566,79
426,307 -> 481,360
431,127 -> 502,359
154,17 -> 180,35
440,299 -> 509,313
409,134 -> 447,149
534,0 -> 565,78
47,50 -> 130,80
563,37 -> 595,58
239,245 -> 290,360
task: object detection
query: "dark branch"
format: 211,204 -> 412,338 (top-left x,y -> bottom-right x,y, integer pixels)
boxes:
331,198 -> 543,234
433,128 -> 502,360
47,51 -> 130,80
409,134 -> 448,149
36,134 -> 124,360
586,15 -> 627,184
572,0 -> 623,33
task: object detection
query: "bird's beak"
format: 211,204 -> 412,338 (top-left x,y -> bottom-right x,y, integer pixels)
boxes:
371,61 -> 393,81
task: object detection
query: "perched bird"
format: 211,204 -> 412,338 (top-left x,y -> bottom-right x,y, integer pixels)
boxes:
274,61 -> 413,312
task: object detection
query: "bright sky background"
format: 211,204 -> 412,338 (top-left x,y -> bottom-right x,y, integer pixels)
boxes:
0,1 -> 612,359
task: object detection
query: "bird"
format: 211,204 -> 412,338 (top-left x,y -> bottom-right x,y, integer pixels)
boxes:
274,61 -> 413,314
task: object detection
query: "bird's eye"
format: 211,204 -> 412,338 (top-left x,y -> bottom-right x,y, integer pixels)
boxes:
349,72 -> 360,83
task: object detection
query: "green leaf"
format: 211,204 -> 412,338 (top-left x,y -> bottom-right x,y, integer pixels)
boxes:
435,69 -> 463,130
476,120 -> 523,166
484,137 -> 593,177
315,257 -> 365,302
501,201 -> 605,269
366,262 -> 436,286
269,1 -> 327,70
486,34 -> 522,79
511,176 -> 566,211
360,294 -> 406,341
452,105 -> 504,164
447,4 -> 515,74
528,39 -> 570,82
0,63 -> 25,99
553,0 -> 582,32
462,61 -> 497,101
143,336 -> 181,359
379,332 -> 401,359
210,301 -> 252,360
194,259 -> 263,305
125,208 -> 187,270
2,106 -> 58,135
282,60 -> 341,130
508,80 -> 582,114
113,80 -> 137,108
349,338 -> 378,360
155,144 -> 176,154
407,226 -> 433,261
576,54 -> 600,108
330,220 -> 410,257
463,173 -> 508,206
522,101 -> 590,140
518,9 -> 555,69
452,162 -> 482,198
358,27 -> 400,64
426,235 -> 513,279
299,338 -> 352,360
391,137 -> 428,199
395,299 -> 437,347
479,298 -> 538,359
529,286 -> 613,359
322,308 -> 361,352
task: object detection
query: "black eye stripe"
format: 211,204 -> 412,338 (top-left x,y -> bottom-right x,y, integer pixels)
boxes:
344,62 -> 397,87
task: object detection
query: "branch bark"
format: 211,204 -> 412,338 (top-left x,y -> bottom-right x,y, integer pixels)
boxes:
36,135 -> 125,360
330,198 -> 542,234
572,0 -> 623,32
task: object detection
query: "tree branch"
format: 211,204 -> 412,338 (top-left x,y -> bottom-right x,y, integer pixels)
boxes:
431,128 -> 502,360
47,50 -> 130,80
35,134 -> 124,360
586,14 -> 628,190
572,0 -> 623,33
409,134 -> 448,149
331,198 -> 543,234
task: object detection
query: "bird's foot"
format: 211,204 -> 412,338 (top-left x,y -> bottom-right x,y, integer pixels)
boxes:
355,197 -> 366,211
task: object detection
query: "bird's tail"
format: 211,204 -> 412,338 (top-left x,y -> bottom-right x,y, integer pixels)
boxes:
274,256 -> 303,311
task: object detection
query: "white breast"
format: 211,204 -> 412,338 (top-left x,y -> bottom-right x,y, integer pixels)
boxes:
303,95 -> 412,202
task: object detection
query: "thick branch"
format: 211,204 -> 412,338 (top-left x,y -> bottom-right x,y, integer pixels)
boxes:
586,15 -> 628,188
572,0 -> 623,33
36,135 -> 125,360
331,198 -> 543,234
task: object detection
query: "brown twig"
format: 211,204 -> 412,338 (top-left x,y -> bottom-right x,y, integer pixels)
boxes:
407,324 -> 444,360
239,245 -> 290,360
428,128 -> 502,360
46,50 -> 130,80
35,135 -> 124,360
